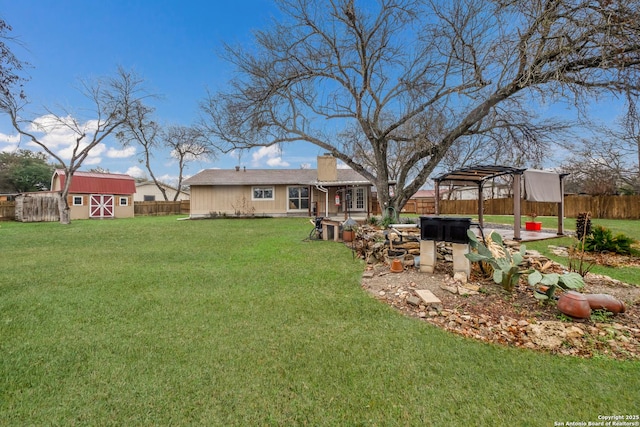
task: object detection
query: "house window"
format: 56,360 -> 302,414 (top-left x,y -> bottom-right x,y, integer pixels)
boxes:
73,196 -> 83,206
119,197 -> 129,206
144,195 -> 155,202
252,186 -> 274,201
288,186 -> 309,211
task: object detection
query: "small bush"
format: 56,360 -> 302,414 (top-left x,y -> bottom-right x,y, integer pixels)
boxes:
367,216 -> 380,227
579,225 -> 634,255
381,215 -> 395,228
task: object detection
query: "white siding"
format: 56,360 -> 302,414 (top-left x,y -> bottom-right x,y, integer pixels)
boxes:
134,183 -> 189,202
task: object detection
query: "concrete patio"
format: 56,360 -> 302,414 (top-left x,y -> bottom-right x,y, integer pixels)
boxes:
475,224 -> 568,243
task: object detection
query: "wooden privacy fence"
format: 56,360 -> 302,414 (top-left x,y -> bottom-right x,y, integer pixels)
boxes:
439,195 -> 640,219
0,201 -> 16,221
134,200 -> 190,216
371,195 -> 436,216
5,194 -> 640,220
15,193 -> 60,222
1,199 -> 190,220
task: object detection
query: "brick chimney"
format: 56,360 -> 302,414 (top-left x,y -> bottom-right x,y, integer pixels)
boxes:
317,154 -> 337,181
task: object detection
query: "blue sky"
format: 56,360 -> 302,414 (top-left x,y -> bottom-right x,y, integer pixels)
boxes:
0,0 -> 325,184
0,1 -> 630,187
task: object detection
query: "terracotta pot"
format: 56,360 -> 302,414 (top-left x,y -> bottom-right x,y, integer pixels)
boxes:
390,258 -> 404,273
342,230 -> 355,242
557,291 -> 591,319
585,294 -> 626,314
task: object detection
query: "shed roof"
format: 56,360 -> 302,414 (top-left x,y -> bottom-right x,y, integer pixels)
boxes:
53,170 -> 136,195
183,168 -> 372,186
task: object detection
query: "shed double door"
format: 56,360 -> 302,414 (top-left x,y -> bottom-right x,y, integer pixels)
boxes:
89,194 -> 114,218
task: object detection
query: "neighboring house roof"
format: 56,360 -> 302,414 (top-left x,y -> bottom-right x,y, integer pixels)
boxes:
52,170 -> 136,194
183,168 -> 372,186
412,189 -> 435,198
136,181 -> 190,194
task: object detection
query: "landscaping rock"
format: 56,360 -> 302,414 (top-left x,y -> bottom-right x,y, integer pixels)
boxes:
358,235 -> 640,361
453,271 -> 468,284
361,265 -> 640,360
407,296 -> 421,307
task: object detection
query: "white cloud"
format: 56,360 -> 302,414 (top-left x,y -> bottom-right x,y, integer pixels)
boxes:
0,142 -> 19,153
252,145 -> 278,161
107,146 -> 136,158
58,142 -> 106,162
27,115 -> 80,149
230,149 -> 242,160
266,157 -> 290,167
125,166 -> 146,178
6,114 -> 132,171
83,157 -> 102,166
252,145 -> 290,167
0,132 -> 20,144
157,174 -> 180,187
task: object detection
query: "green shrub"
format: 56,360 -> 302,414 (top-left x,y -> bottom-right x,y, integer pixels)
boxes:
580,225 -> 634,255
381,215 -> 395,228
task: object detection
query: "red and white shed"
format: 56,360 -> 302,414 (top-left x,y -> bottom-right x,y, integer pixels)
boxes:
51,170 -> 136,220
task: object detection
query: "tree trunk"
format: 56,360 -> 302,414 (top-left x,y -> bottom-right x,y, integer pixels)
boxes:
58,169 -> 75,224
376,186 -> 402,221
57,192 -> 71,225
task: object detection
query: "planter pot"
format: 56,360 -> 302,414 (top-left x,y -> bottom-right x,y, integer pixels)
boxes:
585,294 -> 626,314
557,291 -> 591,319
525,221 -> 542,231
342,230 -> 355,242
387,249 -> 407,259
390,258 -> 404,273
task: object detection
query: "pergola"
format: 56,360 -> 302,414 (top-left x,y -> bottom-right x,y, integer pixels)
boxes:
433,165 -> 566,240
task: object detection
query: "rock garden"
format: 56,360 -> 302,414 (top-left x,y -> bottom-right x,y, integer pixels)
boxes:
354,223 -> 640,361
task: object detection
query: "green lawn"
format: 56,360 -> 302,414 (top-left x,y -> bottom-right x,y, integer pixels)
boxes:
478,215 -> 640,285
1,216 -> 638,426
479,214 -> 640,239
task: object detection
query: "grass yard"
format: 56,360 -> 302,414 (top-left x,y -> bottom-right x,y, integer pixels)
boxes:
478,215 -> 640,285
479,214 -> 640,239
1,216 -> 638,426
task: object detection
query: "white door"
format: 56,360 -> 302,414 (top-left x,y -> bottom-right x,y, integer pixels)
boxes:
89,195 -> 114,218
346,187 -> 366,212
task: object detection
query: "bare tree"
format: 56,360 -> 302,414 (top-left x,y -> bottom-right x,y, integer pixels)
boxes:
164,125 -> 213,200
0,67 -> 149,223
201,0 -> 640,214
563,92 -> 640,195
561,143 -> 625,195
621,91 -> 640,191
561,134 -> 638,195
0,18 -> 27,100
120,113 -> 214,201
116,103 -> 169,200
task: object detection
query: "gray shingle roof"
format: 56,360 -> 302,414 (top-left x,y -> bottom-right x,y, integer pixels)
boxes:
183,168 -> 372,186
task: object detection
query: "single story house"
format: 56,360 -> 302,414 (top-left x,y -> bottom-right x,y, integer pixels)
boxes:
183,155 -> 375,219
134,181 -> 190,202
51,170 -> 136,219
